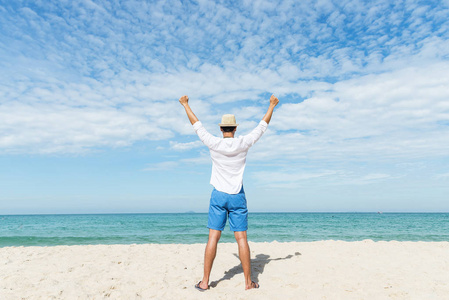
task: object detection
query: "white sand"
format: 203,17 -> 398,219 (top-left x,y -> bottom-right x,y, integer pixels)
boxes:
1,240 -> 449,299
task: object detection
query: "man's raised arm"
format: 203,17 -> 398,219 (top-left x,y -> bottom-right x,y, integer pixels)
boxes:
262,95 -> 279,124
242,94 -> 279,149
180,95 -> 220,149
179,95 -> 199,125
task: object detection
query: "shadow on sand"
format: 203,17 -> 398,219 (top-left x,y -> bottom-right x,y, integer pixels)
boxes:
210,252 -> 301,288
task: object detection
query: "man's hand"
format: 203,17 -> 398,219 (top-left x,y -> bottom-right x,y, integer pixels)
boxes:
179,95 -> 189,106
270,95 -> 279,107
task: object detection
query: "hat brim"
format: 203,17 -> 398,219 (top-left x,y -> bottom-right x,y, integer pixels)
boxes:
219,123 -> 239,127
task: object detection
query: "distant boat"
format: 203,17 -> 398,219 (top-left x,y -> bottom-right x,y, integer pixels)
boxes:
377,211 -> 383,214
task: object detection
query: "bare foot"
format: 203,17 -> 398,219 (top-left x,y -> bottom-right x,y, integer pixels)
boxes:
245,281 -> 260,290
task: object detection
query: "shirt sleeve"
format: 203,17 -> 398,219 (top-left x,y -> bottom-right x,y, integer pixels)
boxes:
242,120 -> 268,149
193,121 -> 220,149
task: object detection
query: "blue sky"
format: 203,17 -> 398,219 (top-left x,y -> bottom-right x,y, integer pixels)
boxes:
1,0 -> 448,214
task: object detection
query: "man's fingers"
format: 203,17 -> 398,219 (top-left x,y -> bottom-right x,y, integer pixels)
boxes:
179,95 -> 189,104
270,94 -> 279,106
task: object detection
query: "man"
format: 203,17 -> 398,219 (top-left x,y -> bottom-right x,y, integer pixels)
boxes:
179,94 -> 279,291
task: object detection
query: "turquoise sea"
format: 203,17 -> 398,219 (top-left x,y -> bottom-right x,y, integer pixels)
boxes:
1,213 -> 449,247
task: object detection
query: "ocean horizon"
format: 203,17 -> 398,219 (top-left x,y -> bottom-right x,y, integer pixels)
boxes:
1,212 -> 449,247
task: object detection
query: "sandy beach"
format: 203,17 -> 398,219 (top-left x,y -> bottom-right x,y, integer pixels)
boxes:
1,240 -> 448,299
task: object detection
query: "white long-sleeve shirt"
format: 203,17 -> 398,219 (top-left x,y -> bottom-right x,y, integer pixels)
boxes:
193,120 -> 268,194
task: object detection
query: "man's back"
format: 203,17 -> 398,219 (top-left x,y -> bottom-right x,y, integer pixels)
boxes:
193,120 -> 268,194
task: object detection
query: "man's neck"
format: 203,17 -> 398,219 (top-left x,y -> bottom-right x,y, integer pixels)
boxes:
223,133 -> 235,138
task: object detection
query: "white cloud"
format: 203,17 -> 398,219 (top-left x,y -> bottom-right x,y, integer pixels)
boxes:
143,161 -> 178,171
0,101 -> 173,154
2,60 -> 448,156
1,0 -> 448,158
255,62 -> 449,162
253,170 -> 339,185
435,173 -> 449,180
169,140 -> 203,151
250,168 -> 397,189
358,173 -> 391,181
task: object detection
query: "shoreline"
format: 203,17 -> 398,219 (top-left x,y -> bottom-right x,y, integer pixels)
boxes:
3,239 -> 449,249
2,238 -> 449,248
1,241 -> 448,299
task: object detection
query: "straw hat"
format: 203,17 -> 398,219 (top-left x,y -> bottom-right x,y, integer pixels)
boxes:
219,114 -> 238,127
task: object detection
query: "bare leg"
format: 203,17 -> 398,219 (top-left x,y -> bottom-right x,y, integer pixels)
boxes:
234,231 -> 258,289
198,229 -> 221,289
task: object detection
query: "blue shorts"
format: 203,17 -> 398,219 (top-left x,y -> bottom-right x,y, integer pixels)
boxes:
207,187 -> 248,232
